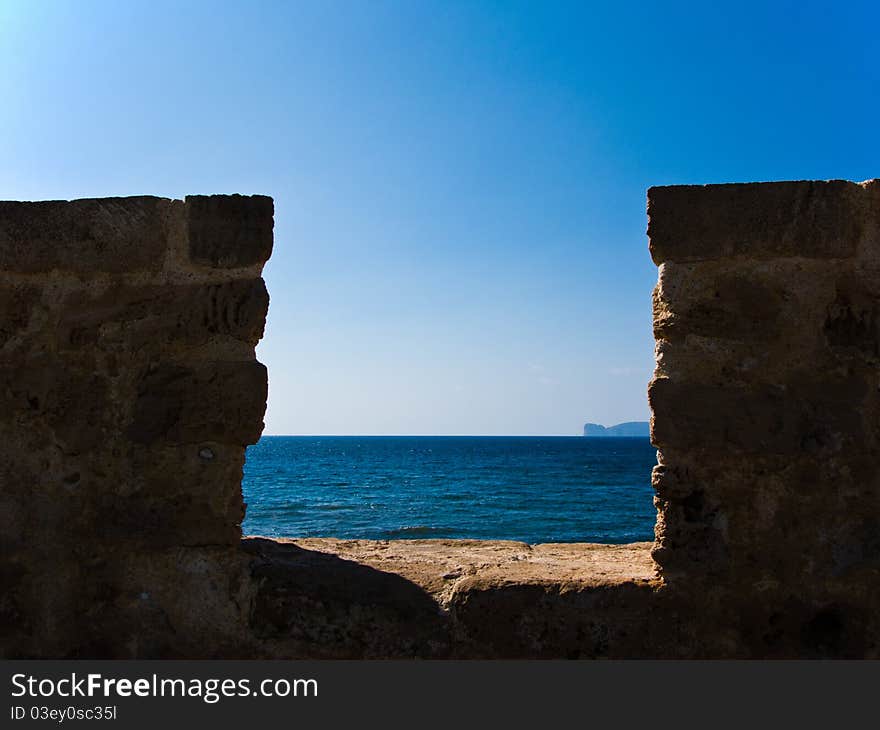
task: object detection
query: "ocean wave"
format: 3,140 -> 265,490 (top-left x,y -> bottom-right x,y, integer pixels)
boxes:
381,525 -> 449,537
252,503 -> 306,515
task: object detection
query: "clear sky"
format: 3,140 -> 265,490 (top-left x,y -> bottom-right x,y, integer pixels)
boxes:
1,1 -> 877,435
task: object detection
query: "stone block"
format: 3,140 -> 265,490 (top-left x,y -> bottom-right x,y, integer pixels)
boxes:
58,278 -> 269,352
0,197 -> 171,273
127,360 -> 267,446
653,267 -> 786,342
186,195 -> 273,268
648,180 -> 870,264
649,376 -> 867,456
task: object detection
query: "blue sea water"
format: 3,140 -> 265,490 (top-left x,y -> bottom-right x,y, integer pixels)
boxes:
241,436 -> 657,544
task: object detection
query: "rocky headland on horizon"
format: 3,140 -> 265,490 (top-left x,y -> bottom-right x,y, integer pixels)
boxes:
583,421 -> 650,437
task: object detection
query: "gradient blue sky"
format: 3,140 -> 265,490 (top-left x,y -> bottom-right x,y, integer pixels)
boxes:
1,1 -> 877,434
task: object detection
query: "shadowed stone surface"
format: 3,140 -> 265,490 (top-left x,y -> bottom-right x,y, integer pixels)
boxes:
186,195 -> 274,269
0,197 -> 172,273
647,180 -> 877,264
58,278 -> 269,352
3,182 -> 880,659
0,195 -> 271,658
243,538 -> 657,659
649,177 -> 880,658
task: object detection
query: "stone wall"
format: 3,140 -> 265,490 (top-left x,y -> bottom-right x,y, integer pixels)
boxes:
3,182 -> 879,659
649,179 -> 880,656
0,195 -> 272,658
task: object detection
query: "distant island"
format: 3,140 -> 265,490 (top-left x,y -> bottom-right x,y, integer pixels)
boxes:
583,421 -> 650,437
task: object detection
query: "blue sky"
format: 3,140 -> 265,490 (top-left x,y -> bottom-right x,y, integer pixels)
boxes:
1,1 -> 877,434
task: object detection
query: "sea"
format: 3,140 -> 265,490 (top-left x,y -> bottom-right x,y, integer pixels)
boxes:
241,436 -> 657,544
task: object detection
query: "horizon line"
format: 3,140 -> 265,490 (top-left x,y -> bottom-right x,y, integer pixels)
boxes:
258,433 -> 652,438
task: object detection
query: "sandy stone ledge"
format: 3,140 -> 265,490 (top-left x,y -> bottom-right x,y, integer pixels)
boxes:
249,537 -> 656,608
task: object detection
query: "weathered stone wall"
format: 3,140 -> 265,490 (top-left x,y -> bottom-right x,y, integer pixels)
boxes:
0,195 -> 272,658
649,179 -> 880,656
4,182 -> 879,659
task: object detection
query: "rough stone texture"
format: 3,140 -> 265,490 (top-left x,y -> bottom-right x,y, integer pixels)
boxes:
186,195 -> 274,269
647,180 -> 874,264
242,538 -> 657,658
0,198 -> 172,274
5,181 -> 880,659
649,178 -> 880,657
0,195 -> 271,658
